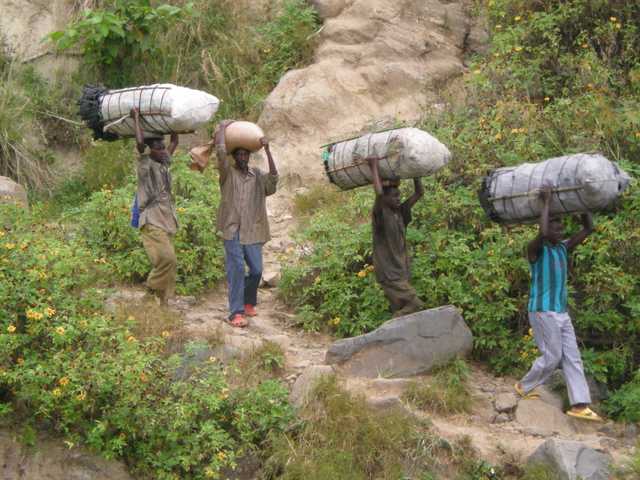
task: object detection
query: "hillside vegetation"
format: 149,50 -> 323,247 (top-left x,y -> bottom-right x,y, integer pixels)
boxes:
0,0 -> 640,478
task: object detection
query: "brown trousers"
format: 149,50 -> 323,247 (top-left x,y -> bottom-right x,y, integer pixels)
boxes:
140,224 -> 176,298
378,278 -> 421,318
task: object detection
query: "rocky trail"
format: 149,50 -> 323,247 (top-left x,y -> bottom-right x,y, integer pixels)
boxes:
106,191 -> 639,477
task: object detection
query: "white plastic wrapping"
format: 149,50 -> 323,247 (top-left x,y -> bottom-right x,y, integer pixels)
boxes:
77,83 -> 219,141
478,153 -> 632,224
323,128 -> 452,190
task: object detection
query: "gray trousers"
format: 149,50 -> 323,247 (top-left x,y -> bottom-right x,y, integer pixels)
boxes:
521,311 -> 591,406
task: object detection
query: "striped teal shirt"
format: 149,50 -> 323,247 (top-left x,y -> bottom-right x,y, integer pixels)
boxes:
528,243 -> 567,313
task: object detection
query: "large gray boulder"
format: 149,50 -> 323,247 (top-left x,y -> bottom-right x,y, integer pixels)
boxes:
526,439 -> 612,480
325,305 -> 473,378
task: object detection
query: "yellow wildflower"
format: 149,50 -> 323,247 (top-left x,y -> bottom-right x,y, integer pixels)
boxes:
34,312 -> 43,320
77,393 -> 86,401
315,277 -> 320,282
495,24 -> 502,29
515,16 -> 521,21
59,378 -> 70,386
39,289 -> 46,294
333,317 -> 340,325
368,265 -> 374,271
39,273 -> 47,279
582,44 -> 588,49
56,327 -> 65,335
210,356 -> 217,363
358,271 -> 366,277
80,321 -> 88,327
610,17 -> 616,22
45,308 -> 55,316
178,207 -> 186,212
616,23 -> 621,29
53,389 -> 61,396
19,244 -> 27,249
528,328 -> 533,335
7,325 -> 16,332
286,247 -> 294,253
494,53 -> 500,57
217,452 -> 227,460
494,134 -> 502,139
139,374 -> 148,382
119,433 -> 126,439
17,358 -> 24,364
514,46 -> 522,51
127,336 -> 136,343
532,349 -> 539,354
162,331 -> 169,338
521,352 -> 528,358
5,243 -> 14,250
474,70 -> 481,74
128,316 -> 135,321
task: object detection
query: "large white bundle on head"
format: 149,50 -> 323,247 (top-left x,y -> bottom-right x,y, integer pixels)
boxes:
324,128 -> 452,190
77,84 -> 219,141
478,153 -> 632,225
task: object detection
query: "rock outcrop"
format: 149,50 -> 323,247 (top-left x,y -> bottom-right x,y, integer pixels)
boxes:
259,0 -> 488,180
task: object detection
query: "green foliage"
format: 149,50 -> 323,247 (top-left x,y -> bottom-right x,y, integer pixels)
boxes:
0,201 -> 294,479
75,150 -> 225,295
43,0 -> 197,85
256,0 -> 320,88
278,186 -> 390,336
602,368 -> 640,422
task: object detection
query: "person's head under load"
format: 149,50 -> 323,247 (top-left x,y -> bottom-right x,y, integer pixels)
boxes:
381,185 -> 401,210
231,147 -> 251,171
144,137 -> 170,164
546,218 -> 564,245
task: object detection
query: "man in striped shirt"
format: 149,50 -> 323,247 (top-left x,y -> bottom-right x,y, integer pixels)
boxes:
215,120 -> 278,327
514,185 -> 601,421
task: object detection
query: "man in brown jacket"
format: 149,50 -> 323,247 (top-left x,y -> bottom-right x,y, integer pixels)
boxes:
130,108 -> 180,307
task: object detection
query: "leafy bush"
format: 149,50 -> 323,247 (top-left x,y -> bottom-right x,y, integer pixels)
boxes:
43,0 -> 198,86
0,200 -> 294,479
75,150 -> 225,295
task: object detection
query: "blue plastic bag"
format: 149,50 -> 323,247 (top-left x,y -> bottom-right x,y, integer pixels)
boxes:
131,194 -> 139,228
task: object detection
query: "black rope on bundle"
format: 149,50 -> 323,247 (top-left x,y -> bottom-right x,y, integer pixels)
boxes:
76,84 -> 120,142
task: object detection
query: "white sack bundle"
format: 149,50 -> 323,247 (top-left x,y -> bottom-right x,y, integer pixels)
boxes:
323,128 -> 452,190
77,84 -> 219,141
478,153 -> 632,225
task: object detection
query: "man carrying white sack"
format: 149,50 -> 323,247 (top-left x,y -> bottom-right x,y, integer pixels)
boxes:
130,108 -> 180,308
215,120 -> 278,327
515,186 -> 602,422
